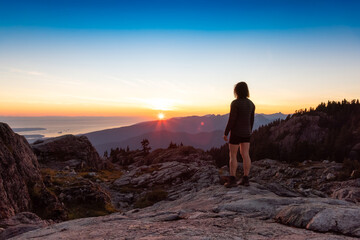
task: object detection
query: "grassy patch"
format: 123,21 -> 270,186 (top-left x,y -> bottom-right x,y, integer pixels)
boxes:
27,182 -> 62,219
40,168 -> 57,178
118,184 -> 143,194
40,168 -> 78,188
67,202 -> 117,220
52,176 -> 78,187
337,159 -> 360,180
134,188 -> 168,209
98,169 -> 123,181
39,167 -> 119,220
78,169 -> 123,182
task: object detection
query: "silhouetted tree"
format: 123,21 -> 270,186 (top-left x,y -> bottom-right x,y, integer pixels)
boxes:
141,139 -> 151,155
168,141 -> 177,149
207,144 -> 229,168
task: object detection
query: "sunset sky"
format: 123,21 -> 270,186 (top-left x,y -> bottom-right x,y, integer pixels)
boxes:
0,0 -> 359,118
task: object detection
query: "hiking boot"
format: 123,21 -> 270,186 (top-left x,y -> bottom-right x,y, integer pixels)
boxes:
237,176 -> 250,186
224,176 -> 237,188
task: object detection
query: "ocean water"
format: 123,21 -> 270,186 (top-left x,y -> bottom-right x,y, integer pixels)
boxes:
0,116 -> 147,143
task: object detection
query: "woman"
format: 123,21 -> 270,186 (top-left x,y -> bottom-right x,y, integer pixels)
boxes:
223,82 -> 255,188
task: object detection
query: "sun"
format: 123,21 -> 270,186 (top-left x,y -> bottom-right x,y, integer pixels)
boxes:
158,113 -> 165,120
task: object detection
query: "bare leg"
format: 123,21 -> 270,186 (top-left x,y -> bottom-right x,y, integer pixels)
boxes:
229,144 -> 239,177
239,143 -> 251,176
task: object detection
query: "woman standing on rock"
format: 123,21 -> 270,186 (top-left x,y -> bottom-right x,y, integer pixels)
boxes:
223,82 -> 255,187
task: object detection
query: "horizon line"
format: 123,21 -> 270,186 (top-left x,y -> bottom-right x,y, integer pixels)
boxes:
0,112 -> 292,118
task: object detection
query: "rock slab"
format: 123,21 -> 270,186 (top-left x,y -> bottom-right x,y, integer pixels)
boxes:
10,183 -> 360,240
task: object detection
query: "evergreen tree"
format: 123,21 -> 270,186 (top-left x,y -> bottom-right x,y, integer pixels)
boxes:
168,141 -> 177,149
141,139 -> 151,155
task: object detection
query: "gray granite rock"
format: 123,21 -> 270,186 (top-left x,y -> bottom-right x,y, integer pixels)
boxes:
11,184 -> 359,240
306,207 -> 360,237
111,155 -> 219,210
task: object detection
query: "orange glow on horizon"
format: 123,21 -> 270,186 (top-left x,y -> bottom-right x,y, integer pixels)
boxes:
1,99 -> 338,118
0,103 -> 296,117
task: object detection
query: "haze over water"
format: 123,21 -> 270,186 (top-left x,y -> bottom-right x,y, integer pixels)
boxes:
1,116 -> 147,142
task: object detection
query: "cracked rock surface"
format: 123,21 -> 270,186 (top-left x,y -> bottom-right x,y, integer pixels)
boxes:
12,183 -> 360,240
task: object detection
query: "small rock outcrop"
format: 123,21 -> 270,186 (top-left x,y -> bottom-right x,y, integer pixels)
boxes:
327,179 -> 360,203
0,122 -> 65,220
32,135 -> 103,171
110,146 -> 218,210
0,212 -> 50,240
40,169 -> 116,220
247,158 -> 360,203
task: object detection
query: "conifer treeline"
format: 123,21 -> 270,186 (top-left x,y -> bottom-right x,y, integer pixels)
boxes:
208,99 -> 360,167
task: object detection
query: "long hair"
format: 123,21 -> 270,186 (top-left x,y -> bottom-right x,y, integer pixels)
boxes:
234,82 -> 249,99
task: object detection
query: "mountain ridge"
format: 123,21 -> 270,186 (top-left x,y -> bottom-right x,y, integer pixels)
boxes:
95,130 -> 224,154
84,113 -> 287,155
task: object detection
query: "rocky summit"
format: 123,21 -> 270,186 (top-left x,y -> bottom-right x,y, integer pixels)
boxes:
1,120 -> 360,239
9,183 -> 360,240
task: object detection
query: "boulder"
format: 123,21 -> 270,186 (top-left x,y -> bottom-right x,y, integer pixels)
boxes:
39,170 -> 116,220
58,179 -> 111,206
275,204 -> 326,228
306,207 -> 360,236
275,202 -> 360,237
0,122 -> 66,220
32,135 -> 103,171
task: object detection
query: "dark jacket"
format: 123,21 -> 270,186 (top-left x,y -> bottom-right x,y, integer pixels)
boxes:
224,98 -> 255,137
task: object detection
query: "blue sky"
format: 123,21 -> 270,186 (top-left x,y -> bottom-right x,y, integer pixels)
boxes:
1,0 -> 360,30
0,0 -> 359,117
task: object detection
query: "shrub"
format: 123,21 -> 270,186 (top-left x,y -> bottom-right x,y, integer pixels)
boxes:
134,188 -> 168,208
67,202 -> 117,220
337,158 -> 360,180
178,146 -> 197,156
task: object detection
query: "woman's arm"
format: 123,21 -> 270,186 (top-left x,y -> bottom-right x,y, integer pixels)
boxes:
250,104 -> 255,131
224,101 -> 238,136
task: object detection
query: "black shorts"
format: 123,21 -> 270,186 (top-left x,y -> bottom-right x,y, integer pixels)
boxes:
229,134 -> 250,144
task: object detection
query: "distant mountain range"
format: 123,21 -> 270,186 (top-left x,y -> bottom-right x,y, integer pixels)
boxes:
84,113 -> 288,155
